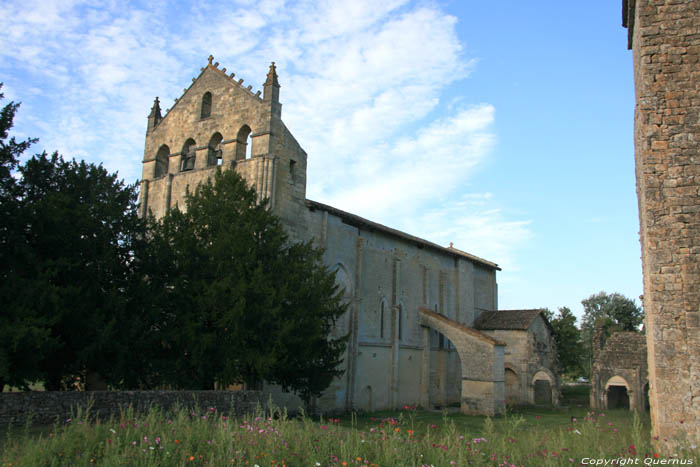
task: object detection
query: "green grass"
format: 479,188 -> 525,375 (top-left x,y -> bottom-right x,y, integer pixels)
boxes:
560,384 -> 591,408
1,403 -> 697,466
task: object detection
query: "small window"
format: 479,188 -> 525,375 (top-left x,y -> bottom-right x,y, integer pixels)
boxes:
181,139 -> 196,171
201,92 -> 212,119
398,304 -> 403,340
154,145 -> 170,177
207,133 -> 223,167
235,125 -> 252,160
380,302 -> 385,339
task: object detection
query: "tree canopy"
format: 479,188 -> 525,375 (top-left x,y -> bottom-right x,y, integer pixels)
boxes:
549,306 -> 582,377
1,90 -> 348,400
580,291 -> 643,376
145,169 -> 348,402
1,86 -> 150,390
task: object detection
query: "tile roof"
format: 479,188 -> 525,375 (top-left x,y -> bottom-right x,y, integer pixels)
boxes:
474,309 -> 548,331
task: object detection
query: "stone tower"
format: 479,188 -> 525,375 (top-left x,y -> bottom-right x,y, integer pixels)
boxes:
623,0 -> 700,449
138,57 -> 308,240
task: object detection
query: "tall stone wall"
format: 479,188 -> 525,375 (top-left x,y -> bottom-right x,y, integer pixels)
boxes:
624,0 -> 700,449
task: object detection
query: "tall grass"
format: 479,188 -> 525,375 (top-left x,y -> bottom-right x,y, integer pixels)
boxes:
1,404 -> 697,466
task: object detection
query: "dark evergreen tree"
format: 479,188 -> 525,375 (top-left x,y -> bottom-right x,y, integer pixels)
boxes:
550,306 -> 582,377
16,152 -> 148,389
147,169 -> 347,402
0,85 -> 45,391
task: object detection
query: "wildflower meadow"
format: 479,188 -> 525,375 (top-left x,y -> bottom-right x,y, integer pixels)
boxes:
1,399 -> 698,467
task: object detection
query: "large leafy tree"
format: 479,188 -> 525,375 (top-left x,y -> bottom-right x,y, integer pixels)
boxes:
550,306 -> 582,377
580,291 -> 643,376
147,169 -> 347,403
16,152 -> 148,390
0,85 -> 47,391
0,89 -> 149,390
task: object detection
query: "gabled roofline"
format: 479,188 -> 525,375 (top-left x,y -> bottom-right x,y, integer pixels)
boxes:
476,309 -> 553,333
305,199 -> 500,271
151,57 -> 265,130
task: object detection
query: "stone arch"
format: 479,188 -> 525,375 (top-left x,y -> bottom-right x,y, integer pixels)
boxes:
605,375 -> 630,410
418,307 -> 505,416
200,92 -> 212,119
531,369 -> 556,406
154,144 -> 170,178
235,125 -> 253,160
504,366 -> 520,405
180,138 -> 196,171
207,132 -> 223,167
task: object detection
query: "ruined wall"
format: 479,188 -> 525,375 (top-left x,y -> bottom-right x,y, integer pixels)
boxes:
480,315 -> 558,406
590,328 -> 648,412
624,0 -> 700,448
0,390 -> 264,426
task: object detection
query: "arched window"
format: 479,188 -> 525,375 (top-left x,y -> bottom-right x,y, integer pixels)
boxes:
235,125 -> 252,160
380,301 -> 385,339
200,92 -> 212,119
154,145 -> 170,178
398,304 -> 403,341
180,138 -> 196,171
207,132 -> 223,167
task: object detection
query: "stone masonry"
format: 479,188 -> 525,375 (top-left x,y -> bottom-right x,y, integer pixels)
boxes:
590,325 -> 648,412
137,58 -> 559,416
475,310 -> 559,407
0,390 -> 264,426
623,0 -> 700,448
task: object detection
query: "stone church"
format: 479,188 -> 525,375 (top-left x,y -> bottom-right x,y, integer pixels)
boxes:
138,57 -> 556,415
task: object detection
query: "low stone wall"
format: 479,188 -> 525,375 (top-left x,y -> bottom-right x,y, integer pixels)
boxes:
0,390 -> 265,426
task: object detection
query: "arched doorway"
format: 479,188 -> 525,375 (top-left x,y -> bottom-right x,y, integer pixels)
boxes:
605,376 -> 630,409
532,370 -> 555,406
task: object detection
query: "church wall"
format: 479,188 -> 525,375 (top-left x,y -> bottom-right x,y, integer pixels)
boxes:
139,60 -> 501,415
302,205 -> 497,412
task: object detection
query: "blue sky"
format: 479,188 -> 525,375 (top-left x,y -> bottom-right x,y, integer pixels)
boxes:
0,1 -> 640,323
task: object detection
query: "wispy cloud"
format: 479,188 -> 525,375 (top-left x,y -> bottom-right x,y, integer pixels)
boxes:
0,0 -> 531,269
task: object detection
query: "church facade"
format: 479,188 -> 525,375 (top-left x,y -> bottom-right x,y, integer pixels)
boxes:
138,58 -> 509,415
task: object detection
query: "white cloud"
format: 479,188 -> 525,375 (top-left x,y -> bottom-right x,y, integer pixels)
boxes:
0,0 -> 532,268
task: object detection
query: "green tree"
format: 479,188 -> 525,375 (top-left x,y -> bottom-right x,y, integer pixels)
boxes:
0,85 -> 47,391
580,291 -> 643,377
4,149 -> 148,390
550,306 -> 582,377
147,169 -> 347,403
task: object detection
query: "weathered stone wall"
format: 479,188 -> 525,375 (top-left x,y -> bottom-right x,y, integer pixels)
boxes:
624,0 -> 700,448
303,204 -> 501,414
590,327 -> 648,411
0,390 -> 264,426
140,60 -> 307,241
480,315 -> 559,406
139,60 -> 504,417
